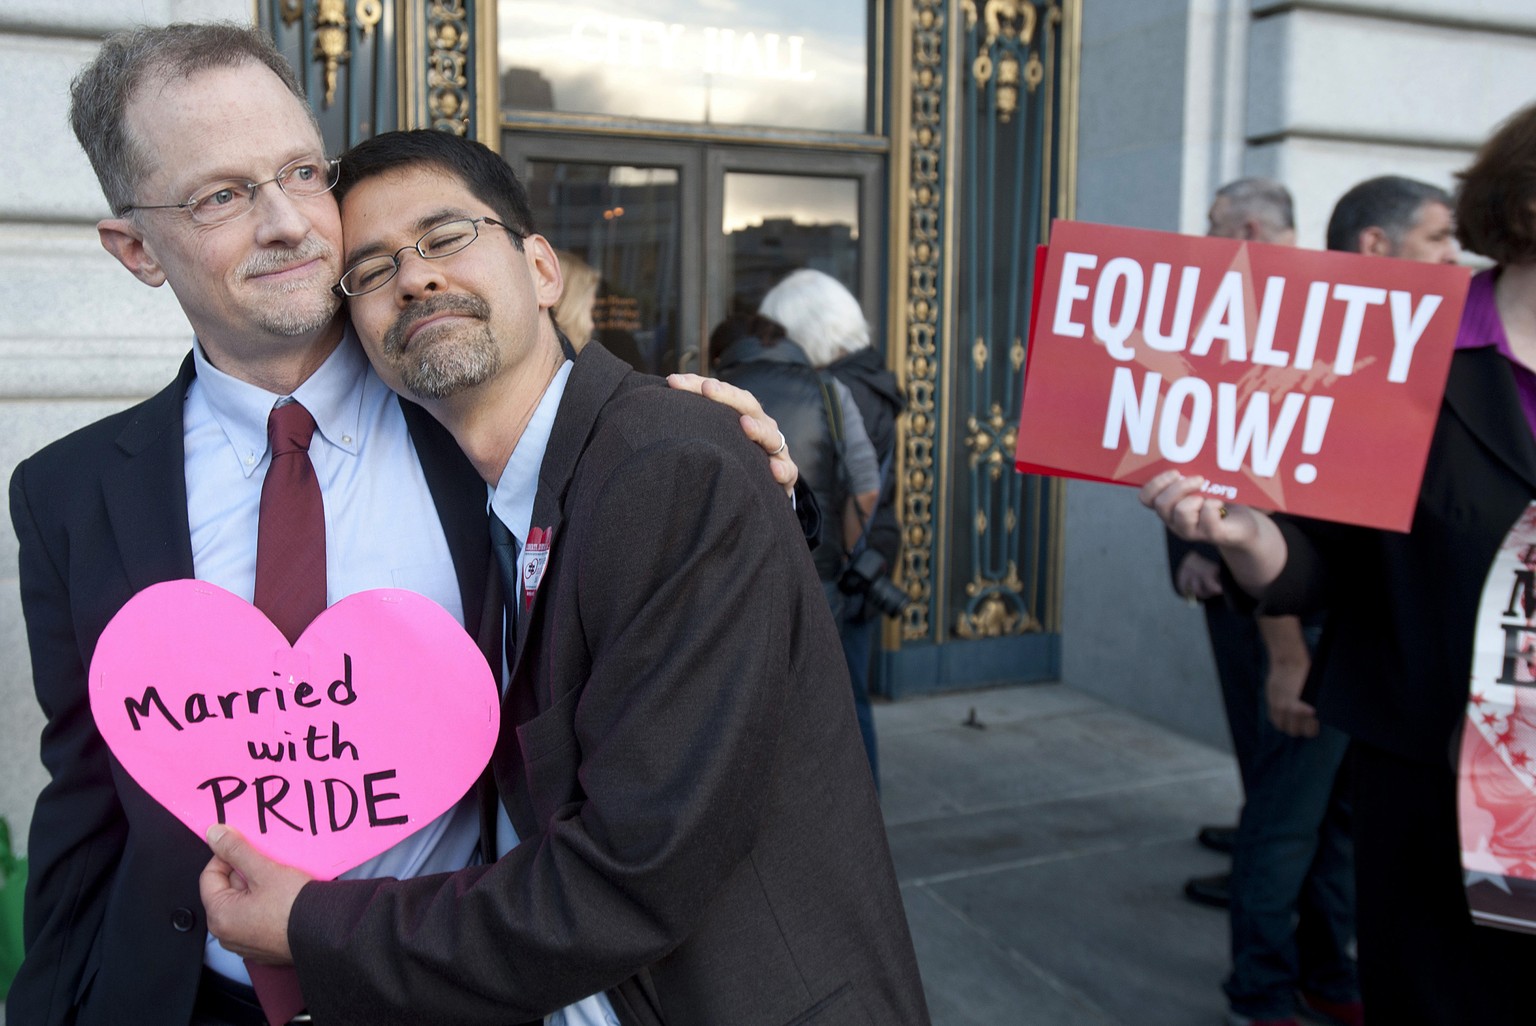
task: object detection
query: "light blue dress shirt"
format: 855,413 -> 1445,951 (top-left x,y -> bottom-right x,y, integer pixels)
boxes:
184,330 -> 482,984
488,359 -> 620,1026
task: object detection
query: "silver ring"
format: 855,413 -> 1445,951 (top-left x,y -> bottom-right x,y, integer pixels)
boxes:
768,430 -> 787,457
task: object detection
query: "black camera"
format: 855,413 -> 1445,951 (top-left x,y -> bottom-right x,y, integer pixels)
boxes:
837,549 -> 909,618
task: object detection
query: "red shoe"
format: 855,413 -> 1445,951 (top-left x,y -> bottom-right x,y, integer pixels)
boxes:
1297,991 -> 1364,1026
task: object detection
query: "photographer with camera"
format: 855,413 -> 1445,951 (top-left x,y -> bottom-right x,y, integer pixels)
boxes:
710,304 -> 885,783
761,269 -> 908,789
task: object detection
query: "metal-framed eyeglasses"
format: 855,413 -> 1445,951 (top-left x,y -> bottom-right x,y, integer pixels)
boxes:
333,217 -> 523,298
118,156 -> 341,225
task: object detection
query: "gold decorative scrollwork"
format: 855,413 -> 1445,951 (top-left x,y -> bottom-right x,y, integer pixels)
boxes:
996,52 -> 1020,122
969,0 -> 1041,123
955,563 -> 1042,639
897,0 -> 947,642
963,404 -> 1016,481
1025,52 -> 1044,93
314,0 -> 350,107
985,0 -> 1037,47
427,0 -> 471,135
356,0 -> 383,39
280,0 -> 304,27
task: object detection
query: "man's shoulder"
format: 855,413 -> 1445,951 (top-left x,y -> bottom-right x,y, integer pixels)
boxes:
592,373 -> 760,461
557,374 -> 778,516
13,369 -> 186,492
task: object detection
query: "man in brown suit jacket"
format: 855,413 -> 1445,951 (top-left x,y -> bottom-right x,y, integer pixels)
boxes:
201,129 -> 930,1026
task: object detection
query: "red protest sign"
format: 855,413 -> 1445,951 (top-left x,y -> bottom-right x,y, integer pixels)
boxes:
1015,220 -> 1471,531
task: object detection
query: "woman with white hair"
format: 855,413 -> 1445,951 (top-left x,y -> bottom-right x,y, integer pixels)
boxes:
760,270 -> 906,789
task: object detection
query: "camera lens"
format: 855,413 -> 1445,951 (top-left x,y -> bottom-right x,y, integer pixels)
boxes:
864,574 -> 909,618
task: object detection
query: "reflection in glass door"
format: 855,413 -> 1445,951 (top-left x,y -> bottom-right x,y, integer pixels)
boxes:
521,160 -> 682,375
721,172 -> 860,318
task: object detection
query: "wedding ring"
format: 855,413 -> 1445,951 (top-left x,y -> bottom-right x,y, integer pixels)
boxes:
768,430 -> 787,456
1218,505 -> 1230,519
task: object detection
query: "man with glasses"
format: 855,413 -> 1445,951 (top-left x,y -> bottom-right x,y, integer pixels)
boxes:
8,23 -> 797,1026
198,126 -> 930,1026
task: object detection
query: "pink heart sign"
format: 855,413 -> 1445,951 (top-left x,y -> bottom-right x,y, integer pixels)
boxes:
88,580 -> 499,880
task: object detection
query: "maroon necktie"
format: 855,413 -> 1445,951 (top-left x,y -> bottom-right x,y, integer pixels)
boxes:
254,401 -> 326,644
246,400 -> 323,1023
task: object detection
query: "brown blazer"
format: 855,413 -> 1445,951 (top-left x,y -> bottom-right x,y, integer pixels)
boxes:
290,344 -> 930,1025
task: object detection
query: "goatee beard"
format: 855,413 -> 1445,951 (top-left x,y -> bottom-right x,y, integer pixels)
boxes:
384,293 -> 499,399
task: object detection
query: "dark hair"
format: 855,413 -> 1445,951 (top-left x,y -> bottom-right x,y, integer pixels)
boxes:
1456,102 -> 1536,264
336,129 -> 537,242
70,22 -> 311,215
709,313 -> 787,354
1326,176 -> 1452,253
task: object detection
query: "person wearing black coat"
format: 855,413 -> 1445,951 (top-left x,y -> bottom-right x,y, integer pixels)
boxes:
760,270 -> 904,788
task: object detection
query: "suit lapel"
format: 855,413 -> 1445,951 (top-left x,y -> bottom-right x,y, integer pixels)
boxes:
102,354 -> 197,591
399,396 -> 490,631
493,346 -> 632,840
507,345 -> 632,676
1443,346 -> 1536,493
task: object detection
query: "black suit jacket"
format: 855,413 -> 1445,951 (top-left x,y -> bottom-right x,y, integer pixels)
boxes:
6,353 -> 488,1026
1261,346 -> 1536,764
290,344 -> 931,1026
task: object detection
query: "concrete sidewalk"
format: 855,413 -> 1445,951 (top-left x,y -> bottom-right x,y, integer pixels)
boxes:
879,682 -> 1242,1026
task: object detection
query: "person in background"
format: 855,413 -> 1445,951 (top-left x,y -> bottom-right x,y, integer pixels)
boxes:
759,268 -> 907,788
711,312 -> 883,788
551,248 -> 600,351
1172,178 -> 1361,1026
1325,175 -> 1459,265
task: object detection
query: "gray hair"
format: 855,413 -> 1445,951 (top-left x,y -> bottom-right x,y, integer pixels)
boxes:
70,22 -> 312,215
1325,175 -> 1452,253
757,268 -> 870,367
1211,177 -> 1295,239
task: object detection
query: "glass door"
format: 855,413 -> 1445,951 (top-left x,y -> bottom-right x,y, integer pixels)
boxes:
503,134 -> 882,374
504,135 -> 702,374
704,146 -> 883,369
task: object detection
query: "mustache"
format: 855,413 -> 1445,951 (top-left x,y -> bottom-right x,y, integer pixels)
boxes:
238,235 -> 334,279
383,293 -> 491,353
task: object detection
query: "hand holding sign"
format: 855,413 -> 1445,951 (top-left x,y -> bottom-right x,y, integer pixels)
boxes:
1139,470 -> 1292,597
89,581 -> 498,880
199,823 -> 306,964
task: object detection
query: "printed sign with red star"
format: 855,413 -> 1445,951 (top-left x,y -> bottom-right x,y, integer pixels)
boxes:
1015,220 -> 1471,531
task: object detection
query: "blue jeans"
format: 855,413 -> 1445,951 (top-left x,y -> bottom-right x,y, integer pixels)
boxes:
821,582 -> 880,791
839,607 -> 880,790
1223,689 -> 1358,1018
